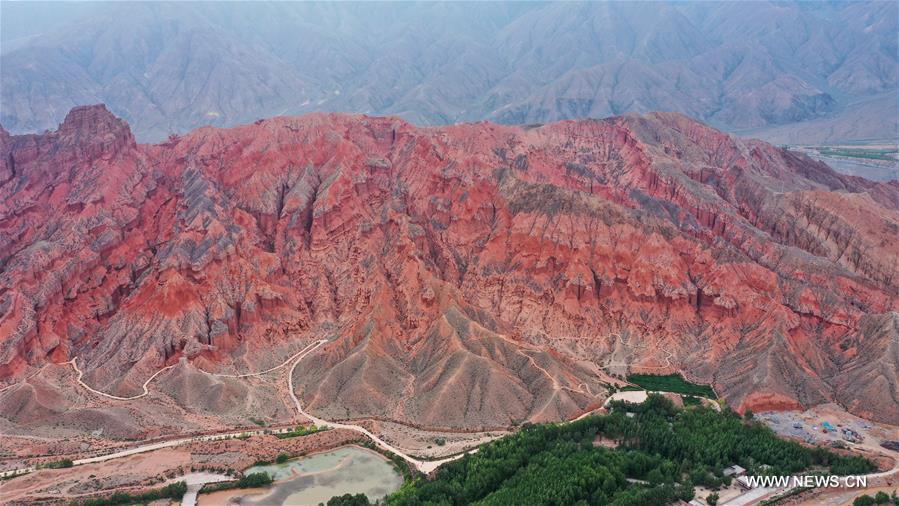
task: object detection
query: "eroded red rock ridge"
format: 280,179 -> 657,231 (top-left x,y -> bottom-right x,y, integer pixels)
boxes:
1,105 -> 897,427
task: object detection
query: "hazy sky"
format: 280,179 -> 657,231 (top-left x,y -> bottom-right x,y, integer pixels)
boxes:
2,1 -> 895,144
1,1 -> 102,48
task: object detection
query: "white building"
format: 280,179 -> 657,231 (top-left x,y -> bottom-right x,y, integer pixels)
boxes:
723,465 -> 747,477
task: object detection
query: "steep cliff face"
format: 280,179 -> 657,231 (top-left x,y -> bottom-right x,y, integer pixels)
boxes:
1,106 -> 897,427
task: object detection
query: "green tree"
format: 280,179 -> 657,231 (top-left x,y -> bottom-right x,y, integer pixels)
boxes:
237,472 -> 273,488
854,495 -> 876,506
327,493 -> 371,506
384,395 -> 873,506
44,458 -> 74,469
707,491 -> 719,506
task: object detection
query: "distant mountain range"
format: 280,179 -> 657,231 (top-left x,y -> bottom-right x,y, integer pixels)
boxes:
1,1 -> 896,143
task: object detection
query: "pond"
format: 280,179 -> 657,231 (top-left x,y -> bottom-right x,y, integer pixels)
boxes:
198,446 -> 404,506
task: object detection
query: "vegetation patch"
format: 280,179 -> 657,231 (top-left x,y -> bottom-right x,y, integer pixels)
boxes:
275,424 -> 330,439
40,459 -> 74,469
682,395 -> 703,406
852,490 -> 898,506
817,147 -> 898,162
70,481 -> 187,506
327,493 -> 373,505
381,395 -> 873,505
626,373 -> 717,398
201,472 -> 273,493
759,485 -> 811,505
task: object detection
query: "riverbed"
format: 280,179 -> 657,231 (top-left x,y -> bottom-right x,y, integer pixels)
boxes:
197,446 -> 403,505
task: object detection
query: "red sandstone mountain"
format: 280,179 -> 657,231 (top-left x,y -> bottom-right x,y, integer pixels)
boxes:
1,105 -> 897,431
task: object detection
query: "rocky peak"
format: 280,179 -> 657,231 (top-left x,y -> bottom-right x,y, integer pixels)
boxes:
0,124 -> 10,151
57,104 -> 136,156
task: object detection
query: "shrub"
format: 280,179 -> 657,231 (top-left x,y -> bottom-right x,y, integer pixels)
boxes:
275,424 -> 329,439
237,472 -> 273,488
72,481 -> 186,506
854,495 -> 876,506
201,472 -> 273,494
327,493 -> 372,506
43,459 -> 74,469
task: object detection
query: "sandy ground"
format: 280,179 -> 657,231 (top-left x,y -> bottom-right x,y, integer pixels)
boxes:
603,390 -> 649,405
831,487 -> 898,506
0,447 -> 192,504
174,472 -> 237,506
198,486 -> 271,505
693,484 -> 746,505
0,434 -> 139,471
753,404 -> 899,506
357,419 -> 507,460
786,486 -> 899,506
758,403 -> 899,473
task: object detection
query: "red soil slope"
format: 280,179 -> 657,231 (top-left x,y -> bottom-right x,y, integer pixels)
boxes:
1,105 -> 897,428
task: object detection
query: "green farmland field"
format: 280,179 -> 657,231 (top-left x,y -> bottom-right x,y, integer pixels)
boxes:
626,373 -> 717,399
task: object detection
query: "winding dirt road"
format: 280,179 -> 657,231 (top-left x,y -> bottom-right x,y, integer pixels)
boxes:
2,338 -> 894,487
70,358 -> 174,401
0,338 -> 472,479
198,341 -> 324,378
286,340 -> 473,474
67,340 -> 325,401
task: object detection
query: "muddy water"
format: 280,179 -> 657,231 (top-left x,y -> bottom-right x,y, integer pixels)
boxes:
202,446 -> 403,505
